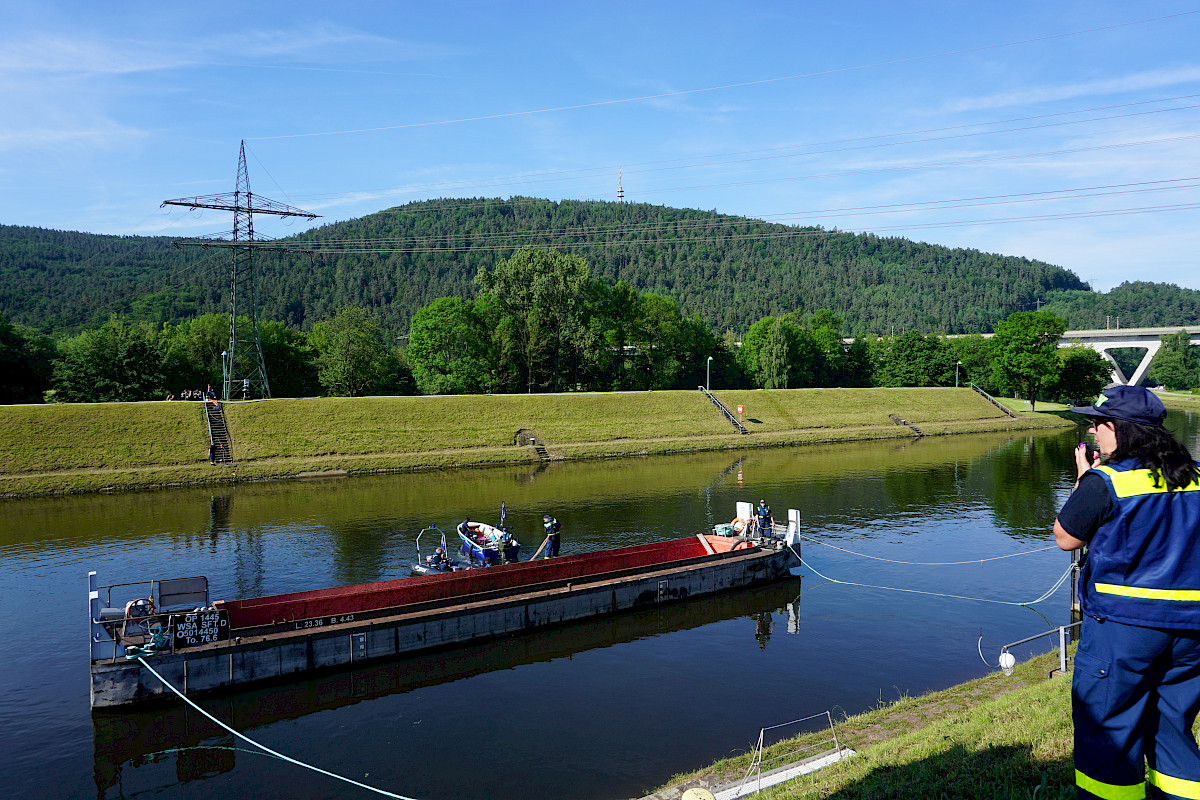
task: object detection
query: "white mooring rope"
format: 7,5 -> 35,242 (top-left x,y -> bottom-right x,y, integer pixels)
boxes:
797,533 -> 1057,565
795,555 -> 1073,606
136,657 -> 421,800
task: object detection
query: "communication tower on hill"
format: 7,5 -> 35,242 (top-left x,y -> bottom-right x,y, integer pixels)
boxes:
161,141 -> 318,401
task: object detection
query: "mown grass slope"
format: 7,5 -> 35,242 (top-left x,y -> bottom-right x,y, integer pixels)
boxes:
1,401 -> 209,473
0,387 -> 1067,497
652,650 -> 1077,800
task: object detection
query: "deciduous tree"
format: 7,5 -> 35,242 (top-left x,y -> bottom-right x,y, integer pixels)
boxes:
872,331 -> 954,387
407,297 -> 494,395
0,313 -> 54,403
309,307 -> 401,397
1048,345 -> 1112,406
51,319 -> 167,402
475,248 -> 590,393
989,311 -> 1067,410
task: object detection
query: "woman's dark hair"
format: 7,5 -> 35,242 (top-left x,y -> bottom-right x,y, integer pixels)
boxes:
1110,418 -> 1199,491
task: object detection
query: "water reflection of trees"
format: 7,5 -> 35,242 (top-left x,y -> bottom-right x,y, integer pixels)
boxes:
984,434 -> 1077,537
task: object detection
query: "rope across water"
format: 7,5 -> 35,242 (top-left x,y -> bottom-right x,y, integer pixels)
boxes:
798,533 -> 1057,565
790,535 -> 1072,606
136,657 -> 421,800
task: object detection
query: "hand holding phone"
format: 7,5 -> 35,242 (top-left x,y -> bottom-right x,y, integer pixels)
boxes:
1078,442 -> 1097,469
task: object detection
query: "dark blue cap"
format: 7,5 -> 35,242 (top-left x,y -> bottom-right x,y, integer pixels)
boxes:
1069,385 -> 1166,427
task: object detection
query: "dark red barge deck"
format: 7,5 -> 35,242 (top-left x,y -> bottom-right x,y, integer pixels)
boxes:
90,534 -> 797,708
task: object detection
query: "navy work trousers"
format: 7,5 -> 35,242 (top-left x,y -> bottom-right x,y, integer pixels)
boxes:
1073,614 -> 1200,799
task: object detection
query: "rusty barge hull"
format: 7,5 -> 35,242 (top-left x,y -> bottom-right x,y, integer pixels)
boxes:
91,535 -> 795,708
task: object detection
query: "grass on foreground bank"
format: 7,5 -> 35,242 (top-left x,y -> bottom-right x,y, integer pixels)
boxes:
655,650 -> 1076,800
0,387 -> 1068,498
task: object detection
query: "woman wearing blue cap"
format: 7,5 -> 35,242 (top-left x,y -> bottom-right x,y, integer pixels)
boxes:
1055,385 -> 1200,800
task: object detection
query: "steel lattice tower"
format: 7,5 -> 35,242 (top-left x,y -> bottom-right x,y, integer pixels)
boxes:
162,141 -> 317,401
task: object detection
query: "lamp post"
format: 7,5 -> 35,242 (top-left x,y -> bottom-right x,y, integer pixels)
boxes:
955,360 -> 963,388
706,356 -> 713,391
221,351 -> 229,400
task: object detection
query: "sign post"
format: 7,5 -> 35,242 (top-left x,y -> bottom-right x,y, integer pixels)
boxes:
737,404 -> 743,425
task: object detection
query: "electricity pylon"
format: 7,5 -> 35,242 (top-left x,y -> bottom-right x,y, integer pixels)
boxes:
162,141 -> 317,400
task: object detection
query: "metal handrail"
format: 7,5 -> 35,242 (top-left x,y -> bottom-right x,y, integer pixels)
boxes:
699,386 -> 749,434
969,382 -> 1019,418
731,710 -> 847,797
1000,621 -> 1081,675
202,402 -> 216,445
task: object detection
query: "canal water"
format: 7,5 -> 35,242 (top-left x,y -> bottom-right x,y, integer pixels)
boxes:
3,410 -> 1198,800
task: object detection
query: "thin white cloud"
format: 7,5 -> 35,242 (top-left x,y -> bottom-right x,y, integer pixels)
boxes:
0,24 -> 461,77
945,66 -> 1200,112
0,122 -> 143,152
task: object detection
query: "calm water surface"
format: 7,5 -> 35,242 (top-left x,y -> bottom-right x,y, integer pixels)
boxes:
3,409 -> 1198,800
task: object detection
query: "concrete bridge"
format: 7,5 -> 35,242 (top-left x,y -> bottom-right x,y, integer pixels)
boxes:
1060,326 -> 1200,386
942,326 -> 1200,386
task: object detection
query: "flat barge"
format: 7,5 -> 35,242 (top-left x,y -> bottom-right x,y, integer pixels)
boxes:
90,532 -> 799,708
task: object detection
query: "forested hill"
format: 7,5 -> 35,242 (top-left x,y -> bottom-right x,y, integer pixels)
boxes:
4,197 -> 1196,336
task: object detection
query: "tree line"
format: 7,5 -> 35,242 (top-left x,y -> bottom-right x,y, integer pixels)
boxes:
8,201 -> 1200,345
4,247 -> 1195,406
0,197 -> 1094,337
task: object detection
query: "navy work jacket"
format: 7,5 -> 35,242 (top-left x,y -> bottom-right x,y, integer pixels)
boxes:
1081,458 -> 1200,628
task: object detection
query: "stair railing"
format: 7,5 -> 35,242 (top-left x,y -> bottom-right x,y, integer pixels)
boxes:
968,383 -> 1019,418
698,386 -> 749,434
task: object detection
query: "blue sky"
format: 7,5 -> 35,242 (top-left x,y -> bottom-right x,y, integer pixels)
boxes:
3,1 -> 1200,293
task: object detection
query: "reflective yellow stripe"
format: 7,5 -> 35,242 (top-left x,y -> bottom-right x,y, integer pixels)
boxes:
1096,583 -> 1200,601
1150,769 -> 1200,799
1076,769 -> 1146,799
1094,466 -> 1200,498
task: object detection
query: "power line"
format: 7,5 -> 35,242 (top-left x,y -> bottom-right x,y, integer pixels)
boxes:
249,200 -> 1200,256
218,176 -> 1200,253
244,10 -> 1200,141
264,93 -> 1200,208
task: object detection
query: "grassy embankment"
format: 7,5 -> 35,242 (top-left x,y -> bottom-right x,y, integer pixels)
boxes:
0,387 -> 1069,498
651,650 -> 1078,800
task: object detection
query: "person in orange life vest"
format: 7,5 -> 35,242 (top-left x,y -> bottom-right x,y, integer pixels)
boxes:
1055,385 -> 1200,800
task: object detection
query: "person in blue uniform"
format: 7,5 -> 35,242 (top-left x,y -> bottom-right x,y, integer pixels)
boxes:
754,500 -> 774,537
543,514 -> 561,558
1054,385 -> 1200,800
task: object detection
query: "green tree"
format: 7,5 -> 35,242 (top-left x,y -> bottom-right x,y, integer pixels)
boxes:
759,318 -> 792,389
841,337 -> 873,387
260,320 -> 320,398
407,297 -> 494,395
157,313 -> 227,393
989,311 -> 1067,410
947,334 -> 995,393
52,319 -> 168,402
675,313 -> 725,390
1149,330 -> 1200,391
1048,345 -> 1112,406
807,309 -> 846,385
475,247 -> 591,393
872,331 -> 954,387
0,313 -> 55,403
309,307 -> 401,397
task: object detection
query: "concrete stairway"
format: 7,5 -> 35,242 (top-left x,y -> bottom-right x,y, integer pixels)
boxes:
699,386 -> 749,434
203,403 -> 233,463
